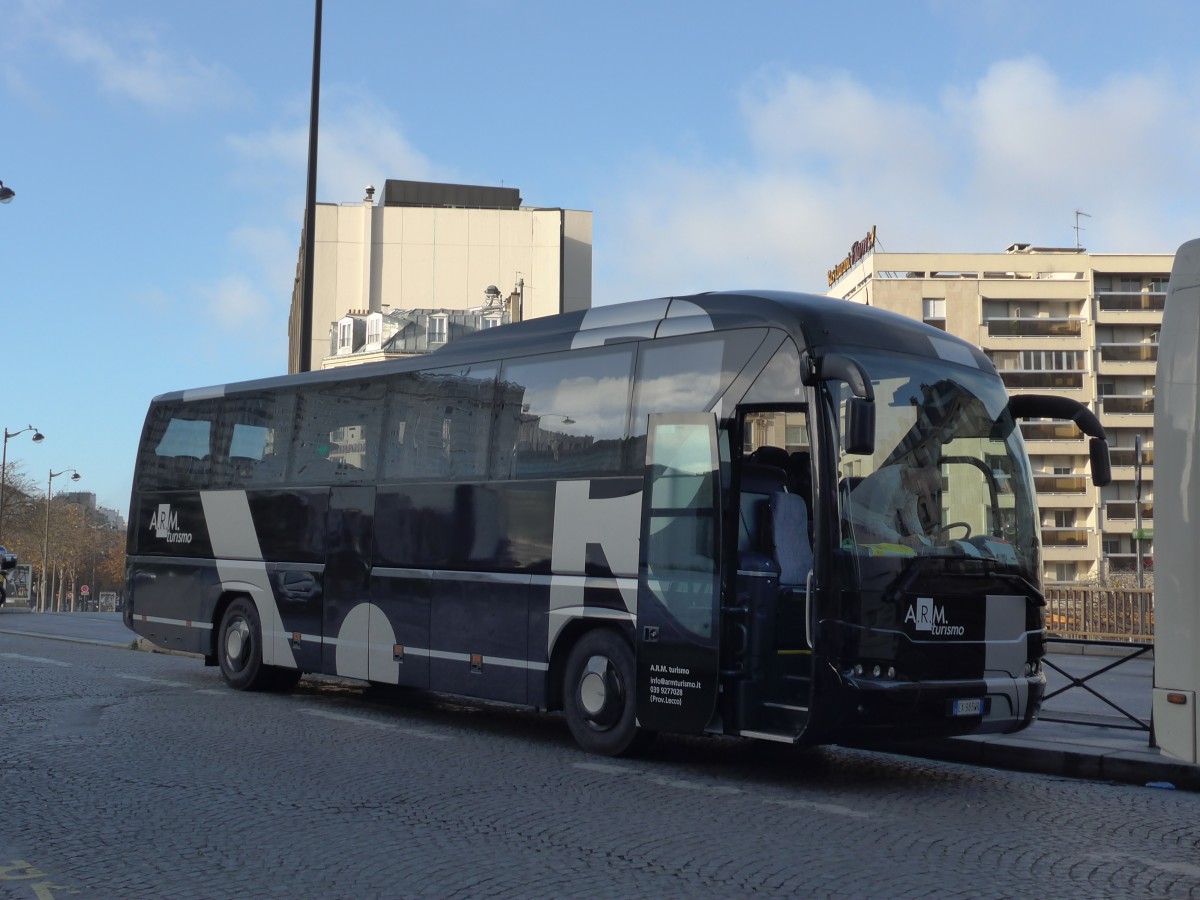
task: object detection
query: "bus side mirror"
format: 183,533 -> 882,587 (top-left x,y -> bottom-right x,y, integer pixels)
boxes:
845,398 -> 875,456
1089,437 -> 1112,487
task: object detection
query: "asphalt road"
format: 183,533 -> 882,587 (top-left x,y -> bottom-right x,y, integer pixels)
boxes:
2,628 -> 1199,898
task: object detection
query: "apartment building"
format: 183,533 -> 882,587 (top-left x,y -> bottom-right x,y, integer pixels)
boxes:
829,236 -> 1169,583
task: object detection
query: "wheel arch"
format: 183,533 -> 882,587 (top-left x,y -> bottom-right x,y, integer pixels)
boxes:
547,617 -> 636,712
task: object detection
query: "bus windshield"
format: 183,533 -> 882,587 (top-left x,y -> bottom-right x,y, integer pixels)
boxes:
835,350 -> 1039,584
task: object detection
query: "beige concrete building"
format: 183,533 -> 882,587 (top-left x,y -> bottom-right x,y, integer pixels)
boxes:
829,237 -> 1168,584
288,180 -> 592,373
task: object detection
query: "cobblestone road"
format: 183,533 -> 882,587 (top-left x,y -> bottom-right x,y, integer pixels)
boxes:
2,634 -> 1198,898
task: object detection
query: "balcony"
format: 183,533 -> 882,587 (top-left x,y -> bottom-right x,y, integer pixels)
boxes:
1020,421 -> 1081,441
1096,291 -> 1165,312
1108,447 -> 1154,468
1041,527 -> 1091,547
1099,395 -> 1154,418
999,371 -> 1084,391
1034,473 -> 1088,494
1098,342 -> 1158,376
985,317 -> 1083,338
1041,529 -> 1096,561
1104,501 -> 1154,526
1096,291 -> 1165,324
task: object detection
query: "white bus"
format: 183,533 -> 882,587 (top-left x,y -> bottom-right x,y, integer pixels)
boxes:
125,290 -> 1109,755
1152,238 -> 1200,764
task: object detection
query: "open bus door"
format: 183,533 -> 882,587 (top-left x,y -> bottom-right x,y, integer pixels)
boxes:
635,413 -> 722,734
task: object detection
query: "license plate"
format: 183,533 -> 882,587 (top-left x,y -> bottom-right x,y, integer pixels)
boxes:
951,698 -> 983,717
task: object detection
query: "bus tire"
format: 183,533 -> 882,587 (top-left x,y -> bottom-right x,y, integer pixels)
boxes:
563,629 -> 654,757
217,596 -> 270,691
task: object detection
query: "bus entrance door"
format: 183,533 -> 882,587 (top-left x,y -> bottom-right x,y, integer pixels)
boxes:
321,485 -> 378,681
635,413 -> 721,735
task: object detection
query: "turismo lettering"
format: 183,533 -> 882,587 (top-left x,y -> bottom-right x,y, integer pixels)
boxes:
904,597 -> 965,636
149,504 -> 193,545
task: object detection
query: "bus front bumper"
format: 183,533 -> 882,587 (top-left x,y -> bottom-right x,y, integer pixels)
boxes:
828,671 -> 1047,741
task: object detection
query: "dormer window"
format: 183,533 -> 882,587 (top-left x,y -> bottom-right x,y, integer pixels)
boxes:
337,321 -> 354,353
428,316 -> 448,344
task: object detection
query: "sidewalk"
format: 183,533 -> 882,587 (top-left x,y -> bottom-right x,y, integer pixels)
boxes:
3,605 -> 1197,790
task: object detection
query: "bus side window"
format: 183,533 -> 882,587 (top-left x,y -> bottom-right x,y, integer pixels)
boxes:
495,348 -> 632,480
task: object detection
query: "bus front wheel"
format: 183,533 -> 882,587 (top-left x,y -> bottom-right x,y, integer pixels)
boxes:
563,629 -> 653,756
218,596 -> 271,691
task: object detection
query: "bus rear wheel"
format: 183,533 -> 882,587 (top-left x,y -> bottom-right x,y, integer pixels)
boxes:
563,629 -> 653,756
218,597 -> 273,691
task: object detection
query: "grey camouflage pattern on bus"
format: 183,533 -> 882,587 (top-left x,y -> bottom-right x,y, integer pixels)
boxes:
200,490 -> 298,670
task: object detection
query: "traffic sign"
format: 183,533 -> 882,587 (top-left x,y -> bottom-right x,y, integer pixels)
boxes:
81,584 -> 90,595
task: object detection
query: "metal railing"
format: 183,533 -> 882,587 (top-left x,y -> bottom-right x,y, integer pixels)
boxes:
1040,637 -> 1154,742
1044,586 -> 1154,642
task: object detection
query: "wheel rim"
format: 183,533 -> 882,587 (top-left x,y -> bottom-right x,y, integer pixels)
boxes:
578,654 -> 623,730
225,618 -> 250,671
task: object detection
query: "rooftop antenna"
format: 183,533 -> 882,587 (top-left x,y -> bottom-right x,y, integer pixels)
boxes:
1074,210 -> 1091,250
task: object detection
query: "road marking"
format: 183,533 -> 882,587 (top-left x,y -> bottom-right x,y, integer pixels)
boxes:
0,858 -> 81,897
298,708 -> 450,740
572,762 -> 743,795
574,762 -> 632,775
115,674 -> 191,688
0,653 -> 71,668
764,798 -> 874,819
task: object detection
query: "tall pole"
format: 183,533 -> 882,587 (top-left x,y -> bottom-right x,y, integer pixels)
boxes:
41,467 -> 79,613
300,0 -> 323,373
42,470 -> 51,612
1134,433 -> 1145,588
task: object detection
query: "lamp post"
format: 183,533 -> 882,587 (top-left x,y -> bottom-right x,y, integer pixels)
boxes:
1,424 -> 45,544
41,467 -> 80,612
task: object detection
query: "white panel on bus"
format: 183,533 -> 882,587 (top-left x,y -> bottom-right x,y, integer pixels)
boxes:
1151,237 -> 1200,764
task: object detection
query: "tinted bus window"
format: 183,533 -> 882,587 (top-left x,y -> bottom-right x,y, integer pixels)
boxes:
742,337 -> 803,404
495,347 -> 634,479
213,392 -> 296,488
291,380 -> 386,484
139,403 -> 214,490
627,330 -> 765,468
380,363 -> 498,481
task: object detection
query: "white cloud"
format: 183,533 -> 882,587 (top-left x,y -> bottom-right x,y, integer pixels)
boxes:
600,59 -> 1200,302
226,87 -> 442,208
52,23 -> 243,112
204,273 -> 275,332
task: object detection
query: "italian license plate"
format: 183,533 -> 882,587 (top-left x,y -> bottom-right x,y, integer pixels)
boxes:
951,698 -> 984,717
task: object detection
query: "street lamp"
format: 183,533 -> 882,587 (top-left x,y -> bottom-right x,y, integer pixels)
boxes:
0,424 -> 45,544
41,467 -> 80,613
0,181 -> 14,204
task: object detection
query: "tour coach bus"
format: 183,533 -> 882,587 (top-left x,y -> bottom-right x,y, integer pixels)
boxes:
1153,238 -> 1200,765
125,291 -> 1110,755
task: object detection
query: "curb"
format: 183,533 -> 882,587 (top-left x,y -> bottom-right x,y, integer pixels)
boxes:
881,735 -> 1200,791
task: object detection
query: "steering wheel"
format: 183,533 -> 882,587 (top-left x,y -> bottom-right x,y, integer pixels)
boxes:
933,521 -> 972,541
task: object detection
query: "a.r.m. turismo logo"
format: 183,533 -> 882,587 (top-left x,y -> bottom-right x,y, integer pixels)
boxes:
148,503 -> 193,544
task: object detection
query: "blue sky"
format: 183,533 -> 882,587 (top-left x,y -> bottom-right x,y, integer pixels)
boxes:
3,0 -> 1200,516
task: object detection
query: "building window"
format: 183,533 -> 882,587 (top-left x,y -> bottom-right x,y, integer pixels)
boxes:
428,316 -> 447,344
338,322 -> 354,353
922,298 -> 946,330
483,317 -> 502,329
366,317 -> 382,347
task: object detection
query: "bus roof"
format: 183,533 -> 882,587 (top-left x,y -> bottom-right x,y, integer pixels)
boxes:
155,290 -> 992,403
